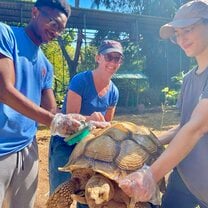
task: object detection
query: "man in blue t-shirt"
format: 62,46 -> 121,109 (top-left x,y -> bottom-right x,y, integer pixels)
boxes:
0,1 -> 85,207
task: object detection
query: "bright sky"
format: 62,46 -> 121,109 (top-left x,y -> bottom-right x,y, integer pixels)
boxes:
68,0 -> 94,8
67,0 -> 107,44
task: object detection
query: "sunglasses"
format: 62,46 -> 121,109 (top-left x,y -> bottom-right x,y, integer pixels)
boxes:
38,8 -> 65,35
103,53 -> 123,64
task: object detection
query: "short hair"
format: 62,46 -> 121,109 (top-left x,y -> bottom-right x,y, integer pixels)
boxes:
34,0 -> 71,18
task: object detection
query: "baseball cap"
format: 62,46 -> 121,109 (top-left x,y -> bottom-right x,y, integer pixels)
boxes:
98,40 -> 123,55
160,0 -> 208,39
34,0 -> 71,17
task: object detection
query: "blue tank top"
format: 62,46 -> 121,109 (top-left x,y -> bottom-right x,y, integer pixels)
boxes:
62,71 -> 119,116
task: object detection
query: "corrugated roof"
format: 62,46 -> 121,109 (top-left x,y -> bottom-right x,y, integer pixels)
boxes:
0,1 -> 169,36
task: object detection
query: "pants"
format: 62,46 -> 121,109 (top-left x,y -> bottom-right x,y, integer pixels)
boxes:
49,135 -> 87,208
0,139 -> 38,208
162,169 -> 208,208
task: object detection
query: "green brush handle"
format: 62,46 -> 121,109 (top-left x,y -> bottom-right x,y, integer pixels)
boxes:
64,125 -> 91,145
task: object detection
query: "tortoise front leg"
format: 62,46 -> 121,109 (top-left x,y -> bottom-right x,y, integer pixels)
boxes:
47,169 -> 94,208
46,178 -> 80,208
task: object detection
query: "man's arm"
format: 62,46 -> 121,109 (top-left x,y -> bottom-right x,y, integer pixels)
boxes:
41,88 -> 58,114
0,54 -> 54,126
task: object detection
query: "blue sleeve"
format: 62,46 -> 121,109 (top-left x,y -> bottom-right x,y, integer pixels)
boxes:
69,72 -> 86,96
0,23 -> 16,60
43,58 -> 54,89
110,82 -> 119,107
201,82 -> 208,100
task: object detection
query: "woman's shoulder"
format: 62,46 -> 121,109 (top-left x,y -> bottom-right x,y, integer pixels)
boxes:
109,80 -> 119,94
110,80 -> 118,88
73,70 -> 92,81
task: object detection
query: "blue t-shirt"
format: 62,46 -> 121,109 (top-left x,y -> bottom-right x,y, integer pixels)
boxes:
62,71 -> 119,116
0,23 -> 53,156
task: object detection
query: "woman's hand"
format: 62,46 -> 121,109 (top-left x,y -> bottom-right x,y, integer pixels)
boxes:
87,112 -> 106,122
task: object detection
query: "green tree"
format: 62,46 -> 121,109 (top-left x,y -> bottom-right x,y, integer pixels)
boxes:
90,0 -> 190,89
41,40 -> 71,105
56,28 -> 82,79
57,0 -> 87,80
77,45 -> 97,71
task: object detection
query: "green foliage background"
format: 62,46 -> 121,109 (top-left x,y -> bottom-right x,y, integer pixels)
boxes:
41,0 -> 193,108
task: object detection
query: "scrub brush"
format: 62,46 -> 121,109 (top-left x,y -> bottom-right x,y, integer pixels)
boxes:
64,122 -> 91,145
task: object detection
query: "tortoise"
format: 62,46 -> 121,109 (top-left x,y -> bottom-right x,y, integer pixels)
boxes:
47,121 -> 165,208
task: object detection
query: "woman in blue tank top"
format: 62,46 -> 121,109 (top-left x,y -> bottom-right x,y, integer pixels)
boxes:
49,40 -> 123,208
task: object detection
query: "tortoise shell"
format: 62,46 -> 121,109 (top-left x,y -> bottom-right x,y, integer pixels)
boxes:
61,121 -> 163,180
47,121 -> 165,208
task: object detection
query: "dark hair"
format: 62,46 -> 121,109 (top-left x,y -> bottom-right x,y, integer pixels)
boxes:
35,0 -> 71,17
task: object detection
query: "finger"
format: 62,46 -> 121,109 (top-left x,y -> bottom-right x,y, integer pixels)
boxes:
90,112 -> 104,121
69,114 -> 86,121
71,119 -> 82,127
89,121 -> 111,128
98,113 -> 105,122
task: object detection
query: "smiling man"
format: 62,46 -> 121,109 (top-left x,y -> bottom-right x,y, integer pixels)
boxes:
0,1 -> 87,208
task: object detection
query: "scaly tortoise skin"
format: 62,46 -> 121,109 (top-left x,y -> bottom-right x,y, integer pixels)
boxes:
47,121 -> 165,208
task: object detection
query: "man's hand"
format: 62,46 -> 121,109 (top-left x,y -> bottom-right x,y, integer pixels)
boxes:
50,113 -> 86,137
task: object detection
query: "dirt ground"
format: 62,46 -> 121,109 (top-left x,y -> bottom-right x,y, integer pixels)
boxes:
34,108 -> 179,208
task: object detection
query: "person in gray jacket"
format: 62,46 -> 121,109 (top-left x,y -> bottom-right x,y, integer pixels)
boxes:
119,1 -> 208,207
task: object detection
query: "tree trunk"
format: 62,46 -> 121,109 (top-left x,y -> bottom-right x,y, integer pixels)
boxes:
57,29 -> 83,80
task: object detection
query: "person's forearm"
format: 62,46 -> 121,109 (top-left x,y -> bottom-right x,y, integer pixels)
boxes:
151,122 -> 204,182
104,107 -> 116,121
158,125 -> 180,145
40,89 -> 57,114
0,84 -> 54,126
